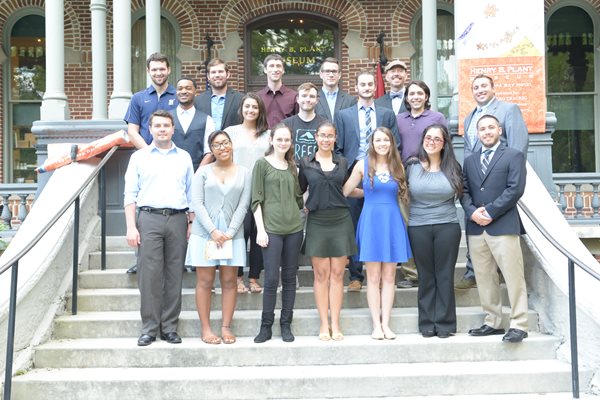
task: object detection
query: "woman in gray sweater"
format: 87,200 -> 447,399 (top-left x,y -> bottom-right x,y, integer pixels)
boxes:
185,130 -> 251,345
406,124 -> 463,339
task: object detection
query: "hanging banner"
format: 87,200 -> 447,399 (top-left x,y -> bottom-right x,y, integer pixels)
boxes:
455,0 -> 546,133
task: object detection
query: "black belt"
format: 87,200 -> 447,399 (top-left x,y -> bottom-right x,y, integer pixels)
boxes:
139,206 -> 188,216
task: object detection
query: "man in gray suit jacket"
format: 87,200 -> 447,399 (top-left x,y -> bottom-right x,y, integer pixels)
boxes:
456,74 -> 529,290
171,77 -> 215,171
315,57 -> 356,122
374,59 -> 408,115
334,69 -> 401,291
461,114 -> 528,343
194,58 -> 243,131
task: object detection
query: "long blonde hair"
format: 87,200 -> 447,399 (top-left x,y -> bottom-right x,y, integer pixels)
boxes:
367,127 -> 408,204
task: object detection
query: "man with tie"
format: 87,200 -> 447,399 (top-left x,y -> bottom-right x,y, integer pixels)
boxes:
171,77 -> 215,171
194,58 -> 243,131
315,57 -> 356,122
335,69 -> 401,291
455,74 -> 529,290
461,114 -> 528,343
375,59 -> 408,115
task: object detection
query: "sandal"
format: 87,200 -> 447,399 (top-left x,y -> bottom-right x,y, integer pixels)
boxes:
202,334 -> 221,345
331,332 -> 344,341
319,332 -> 331,341
221,326 -> 236,344
237,277 -> 248,294
248,279 -> 263,293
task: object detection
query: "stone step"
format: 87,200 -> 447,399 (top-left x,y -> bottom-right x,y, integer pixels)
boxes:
67,285 -> 508,312
33,334 -> 559,369
87,246 -> 469,270
52,307 -> 539,339
78,264 -> 473,289
11,360 -> 592,400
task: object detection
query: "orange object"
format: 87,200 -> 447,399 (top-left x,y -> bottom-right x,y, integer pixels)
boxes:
36,130 -> 129,173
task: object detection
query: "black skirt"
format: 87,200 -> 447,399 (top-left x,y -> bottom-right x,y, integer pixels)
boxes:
302,208 -> 357,258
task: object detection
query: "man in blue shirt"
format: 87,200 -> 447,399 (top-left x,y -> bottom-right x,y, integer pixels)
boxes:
124,53 -> 178,149
123,52 -> 178,274
124,110 -> 194,346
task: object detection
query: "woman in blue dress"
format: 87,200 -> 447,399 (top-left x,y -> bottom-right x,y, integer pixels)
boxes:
343,127 -> 411,340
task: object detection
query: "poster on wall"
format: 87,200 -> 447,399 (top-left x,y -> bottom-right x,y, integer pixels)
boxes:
455,0 -> 546,133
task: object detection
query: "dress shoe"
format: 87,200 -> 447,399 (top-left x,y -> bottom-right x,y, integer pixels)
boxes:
437,331 -> 451,339
160,332 -> 182,344
468,325 -> 505,336
126,265 -> 137,274
502,328 -> 528,343
397,279 -> 418,289
421,330 -> 436,338
454,277 -> 476,290
137,334 -> 155,346
347,280 -> 362,292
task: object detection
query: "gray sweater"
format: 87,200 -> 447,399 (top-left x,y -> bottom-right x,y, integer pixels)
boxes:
190,164 -> 251,239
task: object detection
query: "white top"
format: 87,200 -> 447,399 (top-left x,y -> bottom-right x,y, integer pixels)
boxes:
225,124 -> 271,172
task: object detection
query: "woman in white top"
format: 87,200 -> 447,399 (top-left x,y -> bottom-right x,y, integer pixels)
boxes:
185,130 -> 251,345
225,93 -> 270,294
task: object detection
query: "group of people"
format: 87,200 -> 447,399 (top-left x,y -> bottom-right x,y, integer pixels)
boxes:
123,51 -> 530,347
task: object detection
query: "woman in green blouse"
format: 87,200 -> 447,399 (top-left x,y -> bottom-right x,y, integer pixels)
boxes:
251,123 -> 304,343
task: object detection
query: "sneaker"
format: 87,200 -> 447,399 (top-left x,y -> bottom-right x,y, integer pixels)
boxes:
454,277 -> 477,290
397,279 -> 417,289
347,280 -> 362,292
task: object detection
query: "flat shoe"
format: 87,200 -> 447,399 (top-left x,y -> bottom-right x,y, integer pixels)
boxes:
222,334 -> 236,344
331,332 -> 344,341
202,335 -> 222,345
383,329 -> 396,340
437,331 -> 451,339
371,329 -> 384,340
319,332 -> 331,341
237,278 -> 248,294
502,328 -> 528,343
137,334 -> 155,346
421,331 -> 436,338
468,324 -> 505,337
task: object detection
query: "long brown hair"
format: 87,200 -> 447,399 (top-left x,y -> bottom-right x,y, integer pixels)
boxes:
367,127 -> 408,204
265,123 -> 296,173
238,92 -> 269,137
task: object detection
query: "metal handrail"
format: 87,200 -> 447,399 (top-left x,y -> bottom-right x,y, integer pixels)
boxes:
2,145 -> 117,400
518,200 -> 600,399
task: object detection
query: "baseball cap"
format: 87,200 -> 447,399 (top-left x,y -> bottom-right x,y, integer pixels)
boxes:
384,60 -> 408,72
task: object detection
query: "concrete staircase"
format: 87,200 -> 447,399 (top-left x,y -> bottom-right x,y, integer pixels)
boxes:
10,236 -> 592,399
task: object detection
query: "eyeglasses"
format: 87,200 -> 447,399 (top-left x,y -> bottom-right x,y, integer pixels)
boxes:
211,140 -> 232,150
321,70 -> 339,75
424,135 -> 444,145
317,134 -> 335,140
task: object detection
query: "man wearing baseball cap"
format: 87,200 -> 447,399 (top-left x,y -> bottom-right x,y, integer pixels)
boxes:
375,59 -> 408,115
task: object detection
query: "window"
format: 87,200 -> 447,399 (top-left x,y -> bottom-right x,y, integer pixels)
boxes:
547,6 -> 596,172
411,9 -> 457,117
246,13 -> 340,92
7,14 -> 45,183
131,16 -> 179,93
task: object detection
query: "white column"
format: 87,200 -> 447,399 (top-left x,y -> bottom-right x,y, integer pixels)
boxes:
108,0 -> 132,119
422,0 -> 438,111
40,0 -> 69,120
146,0 -> 161,86
90,0 -> 107,120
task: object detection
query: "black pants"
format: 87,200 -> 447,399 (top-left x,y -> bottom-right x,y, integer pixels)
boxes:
238,209 -> 264,279
261,230 -> 303,314
408,223 -> 461,333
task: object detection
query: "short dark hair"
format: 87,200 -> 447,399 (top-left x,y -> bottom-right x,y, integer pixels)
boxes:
403,80 -> 431,111
207,58 -> 229,73
146,52 -> 170,69
355,68 -> 375,85
297,82 -> 318,94
476,114 -> 500,129
320,57 -> 339,70
472,74 -> 494,88
176,77 -> 197,88
263,53 -> 284,67
149,110 -> 174,126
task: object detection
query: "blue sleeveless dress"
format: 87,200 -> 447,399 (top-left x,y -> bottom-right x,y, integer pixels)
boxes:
356,158 -> 412,263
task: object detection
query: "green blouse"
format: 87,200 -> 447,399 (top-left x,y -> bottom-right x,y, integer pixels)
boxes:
251,157 -> 304,235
